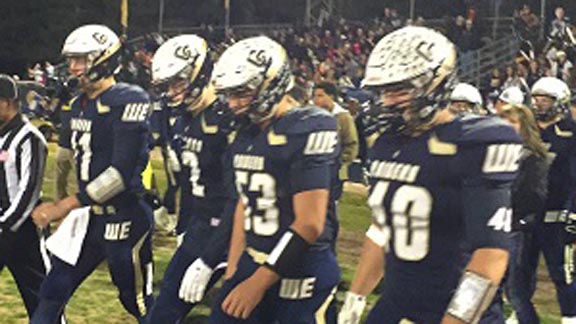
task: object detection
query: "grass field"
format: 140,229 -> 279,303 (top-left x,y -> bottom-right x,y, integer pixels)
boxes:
0,144 -> 563,323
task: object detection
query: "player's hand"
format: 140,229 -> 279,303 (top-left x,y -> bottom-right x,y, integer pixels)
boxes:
32,202 -> 58,228
32,196 -> 78,229
222,275 -> 267,319
179,258 -> 214,303
338,291 -> 367,324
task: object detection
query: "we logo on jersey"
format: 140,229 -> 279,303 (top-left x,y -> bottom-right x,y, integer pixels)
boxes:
104,221 -> 132,241
304,131 -> 338,155
482,144 -> 522,173
121,103 -> 150,122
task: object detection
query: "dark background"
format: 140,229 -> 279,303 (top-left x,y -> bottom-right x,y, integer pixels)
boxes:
1,0 -> 574,75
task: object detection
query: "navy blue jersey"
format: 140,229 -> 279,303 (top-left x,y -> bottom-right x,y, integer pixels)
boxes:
150,99 -> 185,150
540,118 -> 576,212
368,115 -> 521,302
66,83 -> 152,206
173,99 -> 234,224
230,107 -> 339,253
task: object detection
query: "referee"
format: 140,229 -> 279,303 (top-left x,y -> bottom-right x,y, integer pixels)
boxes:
0,74 -> 51,319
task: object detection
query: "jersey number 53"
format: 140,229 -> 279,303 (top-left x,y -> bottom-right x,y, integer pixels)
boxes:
235,171 -> 279,236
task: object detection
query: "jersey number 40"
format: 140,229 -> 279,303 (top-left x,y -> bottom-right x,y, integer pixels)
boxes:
368,181 -> 432,261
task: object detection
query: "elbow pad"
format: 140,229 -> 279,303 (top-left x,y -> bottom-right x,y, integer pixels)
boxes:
86,167 -> 126,204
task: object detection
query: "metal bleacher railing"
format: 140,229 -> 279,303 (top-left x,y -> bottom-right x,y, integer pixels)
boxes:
455,17 -> 521,87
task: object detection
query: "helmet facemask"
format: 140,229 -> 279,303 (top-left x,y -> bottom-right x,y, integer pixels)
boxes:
66,42 -> 122,90
531,94 -> 569,122
220,57 -> 293,125
363,65 -> 456,136
155,55 -> 213,110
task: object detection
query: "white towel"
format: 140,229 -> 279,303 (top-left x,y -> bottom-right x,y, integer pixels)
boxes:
46,207 -> 91,266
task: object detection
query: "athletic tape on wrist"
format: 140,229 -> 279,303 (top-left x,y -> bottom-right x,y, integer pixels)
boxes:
446,271 -> 498,324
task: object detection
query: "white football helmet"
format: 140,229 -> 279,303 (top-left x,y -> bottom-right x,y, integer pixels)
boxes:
498,86 -> 525,105
450,82 -> 483,113
62,25 -> 122,82
151,35 -> 212,108
362,26 -> 457,134
531,77 -> 571,121
212,36 -> 293,123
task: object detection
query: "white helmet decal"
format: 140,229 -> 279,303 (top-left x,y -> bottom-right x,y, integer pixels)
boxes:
363,26 -> 457,93
62,24 -> 119,58
212,36 -> 293,123
151,35 -> 208,85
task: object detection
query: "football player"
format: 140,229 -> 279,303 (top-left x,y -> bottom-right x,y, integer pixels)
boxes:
31,25 -> 154,323
448,82 -> 483,115
338,26 -> 522,324
209,36 -> 341,323
145,34 -> 236,323
510,77 -> 576,324
494,86 -> 525,114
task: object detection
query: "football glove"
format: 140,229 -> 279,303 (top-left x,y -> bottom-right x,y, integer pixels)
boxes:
338,291 -> 367,324
179,258 -> 214,303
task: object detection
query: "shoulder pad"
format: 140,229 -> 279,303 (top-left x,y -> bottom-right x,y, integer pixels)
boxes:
100,83 -> 150,107
274,106 -> 337,135
454,115 -> 521,145
203,100 -> 235,133
554,118 -> 576,138
65,96 -> 78,110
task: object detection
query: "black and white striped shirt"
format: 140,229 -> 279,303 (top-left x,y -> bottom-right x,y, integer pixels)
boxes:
0,114 -> 47,232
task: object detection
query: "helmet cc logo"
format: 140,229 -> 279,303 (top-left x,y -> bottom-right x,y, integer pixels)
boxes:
247,49 -> 269,67
416,41 -> 435,62
92,32 -> 108,45
175,45 -> 198,62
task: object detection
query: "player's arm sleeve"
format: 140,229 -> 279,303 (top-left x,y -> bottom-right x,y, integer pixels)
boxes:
338,112 -> 359,164
149,101 -> 165,147
77,99 -> 151,205
0,134 -> 46,231
201,196 -> 237,268
289,120 -> 340,194
461,142 -> 522,251
200,147 -> 238,268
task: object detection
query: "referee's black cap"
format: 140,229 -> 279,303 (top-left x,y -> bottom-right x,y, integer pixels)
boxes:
0,74 -> 18,100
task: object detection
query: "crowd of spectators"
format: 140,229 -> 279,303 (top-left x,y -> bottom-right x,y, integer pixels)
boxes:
20,5 -> 576,131
484,5 -> 576,109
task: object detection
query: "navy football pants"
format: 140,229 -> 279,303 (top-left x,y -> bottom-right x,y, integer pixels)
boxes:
30,200 -> 154,324
147,218 -> 226,323
510,221 -> 576,323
